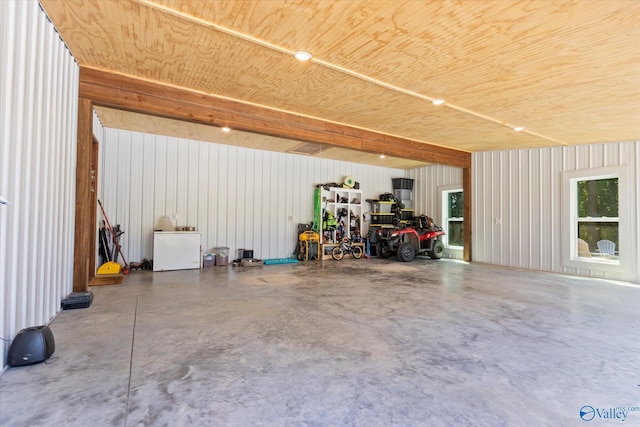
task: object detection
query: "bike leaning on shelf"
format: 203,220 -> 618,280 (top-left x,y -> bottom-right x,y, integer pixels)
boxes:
331,237 -> 363,261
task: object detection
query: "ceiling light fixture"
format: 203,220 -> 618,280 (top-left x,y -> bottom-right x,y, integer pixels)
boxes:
379,154 -> 386,159
432,99 -> 446,106
294,51 -> 312,61
221,127 -> 231,132
513,126 -> 525,132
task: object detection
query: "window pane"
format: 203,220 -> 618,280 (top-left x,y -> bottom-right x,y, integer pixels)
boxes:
448,191 -> 463,218
577,222 -> 618,255
448,220 -> 463,246
577,178 -> 618,217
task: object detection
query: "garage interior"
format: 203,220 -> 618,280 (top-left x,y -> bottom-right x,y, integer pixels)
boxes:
1,1 -> 639,425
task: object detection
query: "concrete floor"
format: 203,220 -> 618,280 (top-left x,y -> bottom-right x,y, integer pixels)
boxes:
1,259 -> 639,427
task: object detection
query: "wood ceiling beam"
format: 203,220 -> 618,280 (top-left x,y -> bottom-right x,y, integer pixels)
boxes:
79,67 -> 471,168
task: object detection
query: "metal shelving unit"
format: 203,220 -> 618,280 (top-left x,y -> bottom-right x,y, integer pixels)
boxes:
320,187 -> 363,259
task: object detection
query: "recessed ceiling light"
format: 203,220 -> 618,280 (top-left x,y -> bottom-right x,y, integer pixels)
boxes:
294,51 -> 312,61
432,99 -> 446,106
513,126 -> 525,132
221,127 -> 231,133
379,154 -> 386,159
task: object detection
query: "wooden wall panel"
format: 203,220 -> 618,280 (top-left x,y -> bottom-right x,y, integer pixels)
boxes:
73,98 -> 93,292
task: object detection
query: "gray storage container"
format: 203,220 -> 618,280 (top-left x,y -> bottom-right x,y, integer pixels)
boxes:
393,189 -> 412,201
369,201 -> 394,213
213,247 -> 229,266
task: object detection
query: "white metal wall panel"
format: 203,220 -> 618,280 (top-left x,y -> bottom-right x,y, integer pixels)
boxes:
473,141 -> 640,283
93,110 -> 104,141
97,128 -> 406,263
0,0 -> 79,369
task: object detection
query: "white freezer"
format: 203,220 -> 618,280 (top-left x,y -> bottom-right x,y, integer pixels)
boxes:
153,231 -> 201,271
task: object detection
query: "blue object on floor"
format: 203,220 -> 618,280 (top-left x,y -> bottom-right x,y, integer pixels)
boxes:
264,258 -> 299,265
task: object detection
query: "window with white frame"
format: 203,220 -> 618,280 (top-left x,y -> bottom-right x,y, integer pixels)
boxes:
562,164 -> 630,273
442,189 -> 463,247
573,176 -> 619,264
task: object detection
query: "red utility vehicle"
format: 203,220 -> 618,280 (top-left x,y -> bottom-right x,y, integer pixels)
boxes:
376,216 -> 445,262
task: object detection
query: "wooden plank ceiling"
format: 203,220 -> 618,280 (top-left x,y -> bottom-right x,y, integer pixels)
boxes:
40,0 -> 640,168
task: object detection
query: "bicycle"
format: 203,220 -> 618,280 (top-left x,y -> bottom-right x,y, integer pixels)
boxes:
331,237 -> 363,260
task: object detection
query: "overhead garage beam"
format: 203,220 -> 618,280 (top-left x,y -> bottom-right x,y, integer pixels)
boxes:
79,67 -> 471,169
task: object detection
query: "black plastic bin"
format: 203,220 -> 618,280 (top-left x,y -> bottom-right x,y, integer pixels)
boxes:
238,249 -> 254,259
392,178 -> 414,190
371,213 -> 395,225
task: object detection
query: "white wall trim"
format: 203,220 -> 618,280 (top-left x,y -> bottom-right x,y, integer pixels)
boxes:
561,164 -> 631,276
438,184 -> 463,249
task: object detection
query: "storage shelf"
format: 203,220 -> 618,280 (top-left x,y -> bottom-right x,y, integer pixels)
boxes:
320,187 -> 363,250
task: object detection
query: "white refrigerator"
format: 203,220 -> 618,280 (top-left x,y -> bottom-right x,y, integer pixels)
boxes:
153,231 -> 201,271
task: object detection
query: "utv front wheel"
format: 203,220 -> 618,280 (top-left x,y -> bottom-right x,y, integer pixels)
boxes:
397,242 -> 416,262
429,240 -> 445,259
376,242 -> 392,258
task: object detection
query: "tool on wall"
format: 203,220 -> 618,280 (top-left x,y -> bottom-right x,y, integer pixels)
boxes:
96,199 -> 128,275
98,220 -> 111,262
312,186 -> 322,232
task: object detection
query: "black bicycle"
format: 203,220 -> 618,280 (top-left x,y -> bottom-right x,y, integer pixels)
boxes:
331,237 -> 363,260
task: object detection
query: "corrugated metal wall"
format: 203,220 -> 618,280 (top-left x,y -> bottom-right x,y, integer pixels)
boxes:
473,141 -> 640,283
93,111 -> 105,142
98,128 -> 405,263
0,1 -> 79,369
407,164 -> 464,259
